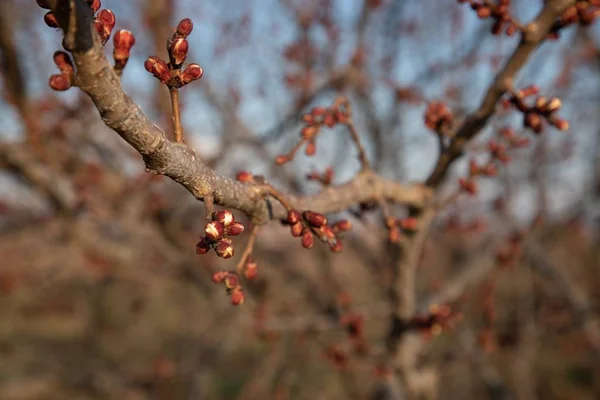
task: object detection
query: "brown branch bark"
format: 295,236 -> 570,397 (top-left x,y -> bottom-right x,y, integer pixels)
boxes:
47,0 -> 430,225
425,0 -> 576,187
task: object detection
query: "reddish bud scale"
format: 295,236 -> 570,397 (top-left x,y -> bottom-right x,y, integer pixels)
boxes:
113,30 -> 135,62
301,125 -> 319,140
305,141 -> 316,156
301,230 -> 314,249
212,271 -> 228,283
205,221 -> 224,241
459,178 -> 478,195
85,0 -> 101,13
302,114 -> 314,124
96,10 -> 116,41
244,265 -> 257,280
275,155 -> 288,165
399,217 -> 418,231
332,220 -> 351,232
552,118 -> 569,131
145,56 -> 170,83
176,18 -> 194,37
330,240 -> 343,253
303,211 -> 327,227
524,112 -> 543,134
53,51 -> 74,76
312,106 -> 327,116
212,210 -> 234,227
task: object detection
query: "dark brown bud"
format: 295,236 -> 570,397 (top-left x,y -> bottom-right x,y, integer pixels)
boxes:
181,63 -> 203,85
36,0 -> 51,9
176,18 -> 194,37
44,12 -> 59,28
196,238 -> 211,255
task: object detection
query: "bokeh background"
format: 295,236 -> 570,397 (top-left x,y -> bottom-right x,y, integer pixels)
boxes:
0,0 -> 599,399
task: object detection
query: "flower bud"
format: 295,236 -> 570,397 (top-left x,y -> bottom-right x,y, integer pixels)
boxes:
49,74 -> 71,91
230,287 -> 245,305
144,56 -> 170,83
330,240 -> 343,253
524,112 -> 542,134
224,273 -> 239,290
181,63 -> 203,85
176,18 -> 194,37
287,210 -> 301,225
303,211 -> 327,227
53,51 -> 74,76
196,238 -> 211,255
169,38 -> 189,67
212,210 -> 234,227
85,0 -> 101,13
96,9 -> 116,43
236,170 -> 253,182
459,178 -> 478,195
205,221 -> 224,241
275,155 -> 288,165
545,97 -> 562,113
211,271 -> 228,283
44,12 -> 59,28
305,141 -> 316,156
301,230 -> 314,249
113,30 -> 135,64
399,217 -> 418,231
553,118 -> 569,131
215,238 -> 234,259
301,125 -> 319,140
244,258 -> 258,280
226,222 -> 245,236
332,220 -> 351,233
290,222 -> 303,237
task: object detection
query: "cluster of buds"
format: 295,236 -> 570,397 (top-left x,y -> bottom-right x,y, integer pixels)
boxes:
550,1 -> 600,38
459,0 -> 519,36
275,98 -> 352,165
144,19 -> 203,88
504,85 -> 569,134
281,210 -> 351,253
196,210 -> 244,259
385,216 -> 418,243
407,303 -> 462,339
48,51 -> 75,91
424,101 -> 453,135
306,167 -> 334,186
211,271 -> 245,305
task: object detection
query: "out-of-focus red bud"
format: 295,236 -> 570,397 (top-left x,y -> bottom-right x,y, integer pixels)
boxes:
49,74 -> 71,91
44,12 -> 59,28
301,230 -> 314,249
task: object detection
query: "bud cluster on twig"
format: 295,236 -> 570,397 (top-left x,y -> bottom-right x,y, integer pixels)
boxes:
211,271 -> 245,305
143,18 -> 203,88
550,1 -> 600,38
281,209 -> 351,253
459,0 -> 521,36
503,85 -> 568,134
424,101 -> 453,135
385,216 -> 418,244
196,210 -> 244,259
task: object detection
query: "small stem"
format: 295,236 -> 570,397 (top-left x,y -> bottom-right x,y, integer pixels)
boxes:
236,225 -> 259,275
264,184 -> 294,211
170,87 -> 183,143
204,195 -> 214,220
345,121 -> 370,170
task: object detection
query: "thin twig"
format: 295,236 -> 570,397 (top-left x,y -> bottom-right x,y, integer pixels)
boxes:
170,88 -> 183,143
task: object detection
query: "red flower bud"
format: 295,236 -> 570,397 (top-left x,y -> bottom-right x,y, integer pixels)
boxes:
49,74 -> 71,91
169,38 -> 189,66
196,238 -> 211,255
552,118 -> 569,131
144,56 -> 170,83
287,210 -> 301,225
275,155 -> 288,165
330,240 -> 343,253
224,273 -> 239,290
181,63 -> 203,85
215,238 -> 234,259
244,258 -> 257,280
96,10 -> 116,42
332,220 -> 352,233
176,18 -> 194,37
459,178 -> 478,195
312,107 -> 327,116
305,141 -> 316,156
524,112 -> 543,134
399,217 -> 418,231
226,222 -> 245,236
290,222 -> 303,237
44,12 -> 59,28
211,271 -> 228,283
303,211 -> 327,227
230,287 -> 245,305
301,125 -> 319,139
212,210 -> 234,227
301,230 -> 314,249
205,221 -> 224,241
113,30 -> 135,62
85,0 -> 101,13
236,170 -> 253,182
